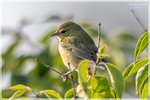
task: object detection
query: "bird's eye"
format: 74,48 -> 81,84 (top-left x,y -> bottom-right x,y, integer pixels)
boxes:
60,30 -> 67,34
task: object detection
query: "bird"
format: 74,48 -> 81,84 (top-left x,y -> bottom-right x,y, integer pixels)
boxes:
51,21 -> 99,72
51,21 -> 107,97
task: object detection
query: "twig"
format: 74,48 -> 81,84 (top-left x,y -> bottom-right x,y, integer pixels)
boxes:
97,23 -> 101,49
68,63 -> 77,98
131,9 -> 147,32
35,58 -> 63,76
95,23 -> 102,74
31,90 -> 39,98
35,58 -> 78,85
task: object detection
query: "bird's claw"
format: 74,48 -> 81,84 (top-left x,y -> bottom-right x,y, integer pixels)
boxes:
61,74 -> 69,81
93,67 -> 96,75
97,63 -> 107,70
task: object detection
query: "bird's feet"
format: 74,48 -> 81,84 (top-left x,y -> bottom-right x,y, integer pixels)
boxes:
97,62 -> 107,70
61,70 -> 72,81
61,74 -> 68,82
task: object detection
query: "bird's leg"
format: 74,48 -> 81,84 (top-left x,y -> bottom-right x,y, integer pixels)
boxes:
67,63 -> 77,98
92,61 -> 98,76
93,65 -> 97,75
93,57 -> 101,75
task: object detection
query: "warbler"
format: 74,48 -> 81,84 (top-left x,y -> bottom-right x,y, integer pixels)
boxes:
51,21 -> 100,71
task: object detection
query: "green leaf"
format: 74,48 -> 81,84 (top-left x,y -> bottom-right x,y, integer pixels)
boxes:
88,76 -> 114,98
78,60 -> 89,94
141,79 -> 150,98
78,60 -> 124,98
99,53 -> 109,58
98,44 -> 107,53
139,74 -> 150,98
134,32 -> 150,61
123,58 -> 150,79
123,62 -> 134,79
110,87 -> 116,98
65,88 -> 74,98
40,29 -> 56,43
41,90 -> 62,99
9,90 -> 26,100
106,63 -> 125,98
136,64 -> 149,94
126,59 -> 149,79
9,84 -> 32,91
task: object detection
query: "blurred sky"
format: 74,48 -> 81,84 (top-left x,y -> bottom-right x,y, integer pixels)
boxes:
2,2 -> 148,33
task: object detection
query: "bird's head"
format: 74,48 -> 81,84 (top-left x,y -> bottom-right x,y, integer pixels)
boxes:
51,21 -> 81,39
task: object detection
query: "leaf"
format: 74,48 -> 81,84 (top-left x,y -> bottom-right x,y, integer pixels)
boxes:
41,90 -> 62,99
110,87 -> 116,98
123,62 -> 134,79
78,60 -> 89,94
78,60 -> 124,98
99,53 -> 109,58
65,88 -> 74,98
40,29 -> 56,43
9,90 -> 26,100
126,59 -> 149,79
141,79 -> 150,98
139,74 -> 150,98
134,32 -> 150,61
9,84 -> 32,91
98,44 -> 107,53
123,58 -> 150,79
88,76 -> 114,98
106,63 -> 125,98
136,64 -> 149,94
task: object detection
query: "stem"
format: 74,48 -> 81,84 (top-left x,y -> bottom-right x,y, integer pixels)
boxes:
68,63 -> 77,98
95,23 -> 102,75
97,23 -> 101,49
131,9 -> 147,32
35,58 -> 78,84
31,90 -> 39,98
36,58 -> 63,76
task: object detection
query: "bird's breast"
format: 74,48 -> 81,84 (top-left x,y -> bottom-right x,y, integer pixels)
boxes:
58,43 -> 82,70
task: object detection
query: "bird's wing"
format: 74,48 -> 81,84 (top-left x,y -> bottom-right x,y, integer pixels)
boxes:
78,29 -> 98,53
60,37 -> 97,61
76,39 -> 98,61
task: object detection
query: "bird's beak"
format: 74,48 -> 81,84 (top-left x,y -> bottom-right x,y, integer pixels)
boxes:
51,32 -> 57,37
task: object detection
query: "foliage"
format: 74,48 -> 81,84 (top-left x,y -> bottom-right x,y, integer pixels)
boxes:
7,84 -> 62,100
123,32 -> 150,99
64,88 -> 74,98
77,60 -> 124,98
134,32 -> 150,61
40,90 -> 62,99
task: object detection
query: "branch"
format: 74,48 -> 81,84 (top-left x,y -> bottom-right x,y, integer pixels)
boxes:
35,58 -> 78,85
97,23 -> 101,49
35,58 -> 63,76
131,9 -> 147,32
31,90 -> 39,98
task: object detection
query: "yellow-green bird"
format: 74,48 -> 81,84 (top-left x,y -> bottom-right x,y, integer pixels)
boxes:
51,21 -> 99,71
